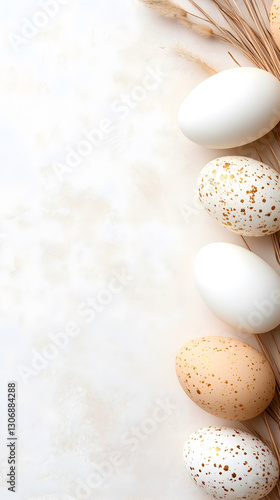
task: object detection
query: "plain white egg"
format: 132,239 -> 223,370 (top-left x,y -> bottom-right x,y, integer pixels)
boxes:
178,67 -> 280,149
194,242 -> 280,333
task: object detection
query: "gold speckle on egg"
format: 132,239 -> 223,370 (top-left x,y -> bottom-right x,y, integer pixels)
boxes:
197,156 -> 280,237
184,426 -> 279,499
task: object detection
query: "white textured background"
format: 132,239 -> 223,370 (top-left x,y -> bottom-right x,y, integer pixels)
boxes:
0,1 -> 278,499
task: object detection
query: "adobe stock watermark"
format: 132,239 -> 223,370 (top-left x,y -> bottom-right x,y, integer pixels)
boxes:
17,269 -> 134,384
179,187 -> 204,226
236,288 -> 280,334
75,398 -> 177,499
8,0 -> 70,52
52,64 -> 168,182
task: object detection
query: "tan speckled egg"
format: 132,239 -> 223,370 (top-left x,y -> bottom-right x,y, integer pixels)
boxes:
270,0 -> 280,49
197,156 -> 280,237
184,426 -> 279,500
175,336 -> 275,420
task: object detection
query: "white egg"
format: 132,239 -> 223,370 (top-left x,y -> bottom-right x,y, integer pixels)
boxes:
184,426 -> 279,500
197,156 -> 280,237
178,67 -> 280,149
194,242 -> 280,333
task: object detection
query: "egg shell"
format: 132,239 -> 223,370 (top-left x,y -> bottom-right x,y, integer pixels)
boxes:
184,426 -> 279,500
270,0 -> 280,49
175,336 -> 275,421
197,156 -> 280,237
178,67 -> 280,149
194,242 -> 280,333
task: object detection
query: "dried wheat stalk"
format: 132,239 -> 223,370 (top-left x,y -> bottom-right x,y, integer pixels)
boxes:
140,0 -> 214,36
140,1 -> 280,497
173,43 -> 218,75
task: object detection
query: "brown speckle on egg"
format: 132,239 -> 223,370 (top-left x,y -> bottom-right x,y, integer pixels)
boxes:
270,0 -> 280,49
175,336 -> 275,421
184,426 -> 279,499
197,156 -> 280,237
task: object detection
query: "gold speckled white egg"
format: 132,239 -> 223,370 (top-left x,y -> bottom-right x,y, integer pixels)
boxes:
175,336 -> 275,420
270,0 -> 280,49
198,156 -> 280,236
184,426 -> 279,500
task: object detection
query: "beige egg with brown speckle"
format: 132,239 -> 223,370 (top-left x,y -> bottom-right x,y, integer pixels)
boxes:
175,336 -> 275,420
270,0 -> 280,49
197,156 -> 280,236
